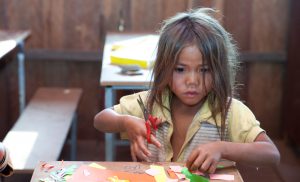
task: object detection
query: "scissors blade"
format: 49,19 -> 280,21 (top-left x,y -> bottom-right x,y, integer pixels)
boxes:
137,95 -> 148,121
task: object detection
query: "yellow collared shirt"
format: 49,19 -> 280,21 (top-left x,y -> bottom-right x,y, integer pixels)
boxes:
114,90 -> 264,162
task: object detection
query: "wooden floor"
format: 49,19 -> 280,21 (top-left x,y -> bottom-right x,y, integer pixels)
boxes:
4,138 -> 300,182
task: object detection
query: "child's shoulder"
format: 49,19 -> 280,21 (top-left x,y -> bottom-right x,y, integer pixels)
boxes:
230,98 -> 255,118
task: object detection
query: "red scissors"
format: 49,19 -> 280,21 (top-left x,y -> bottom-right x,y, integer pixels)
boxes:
137,95 -> 158,144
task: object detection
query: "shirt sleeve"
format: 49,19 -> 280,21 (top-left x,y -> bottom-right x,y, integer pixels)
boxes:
113,91 -> 148,118
113,91 -> 149,139
229,99 -> 265,143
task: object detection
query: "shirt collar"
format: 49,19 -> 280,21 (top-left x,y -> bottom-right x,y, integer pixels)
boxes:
152,90 -> 221,127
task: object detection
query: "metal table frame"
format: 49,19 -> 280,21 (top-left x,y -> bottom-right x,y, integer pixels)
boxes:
100,33 -> 157,161
0,30 -> 30,114
104,85 -> 149,161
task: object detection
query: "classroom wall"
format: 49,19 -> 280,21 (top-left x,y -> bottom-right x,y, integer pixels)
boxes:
0,0 -> 289,140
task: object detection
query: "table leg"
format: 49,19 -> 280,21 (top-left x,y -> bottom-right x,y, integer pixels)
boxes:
105,86 -> 116,161
70,113 -> 77,160
17,41 -> 25,114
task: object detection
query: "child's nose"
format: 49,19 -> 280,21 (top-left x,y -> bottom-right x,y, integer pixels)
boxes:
186,71 -> 199,85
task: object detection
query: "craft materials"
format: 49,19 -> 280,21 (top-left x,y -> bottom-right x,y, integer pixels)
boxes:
137,95 -> 158,144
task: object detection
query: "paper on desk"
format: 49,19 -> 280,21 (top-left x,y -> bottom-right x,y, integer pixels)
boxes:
110,35 -> 159,69
88,162 -> 106,169
150,165 -> 168,182
210,174 -> 234,181
169,165 -> 234,181
67,165 -> 155,182
145,168 -> 161,176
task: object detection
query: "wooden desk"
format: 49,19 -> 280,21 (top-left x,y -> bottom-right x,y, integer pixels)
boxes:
31,161 -> 243,182
100,33 -> 157,161
3,88 -> 82,173
0,30 -> 30,114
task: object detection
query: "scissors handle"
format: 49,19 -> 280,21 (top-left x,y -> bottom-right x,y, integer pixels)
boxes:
137,95 -> 159,144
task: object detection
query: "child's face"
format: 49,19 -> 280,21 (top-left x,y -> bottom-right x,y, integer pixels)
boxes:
169,44 -> 212,106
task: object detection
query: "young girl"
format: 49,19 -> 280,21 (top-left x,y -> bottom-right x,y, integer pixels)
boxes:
94,8 -> 280,173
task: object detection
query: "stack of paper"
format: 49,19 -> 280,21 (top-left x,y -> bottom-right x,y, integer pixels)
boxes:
110,35 -> 159,69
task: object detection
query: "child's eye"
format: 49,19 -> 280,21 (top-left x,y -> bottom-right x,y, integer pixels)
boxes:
199,67 -> 210,73
174,67 -> 185,73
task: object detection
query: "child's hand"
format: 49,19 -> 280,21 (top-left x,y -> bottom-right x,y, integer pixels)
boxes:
186,141 -> 223,174
123,115 -> 161,161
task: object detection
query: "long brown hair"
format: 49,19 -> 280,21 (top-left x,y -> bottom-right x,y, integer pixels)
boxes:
147,8 -> 239,140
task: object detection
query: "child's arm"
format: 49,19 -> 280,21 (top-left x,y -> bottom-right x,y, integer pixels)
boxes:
94,108 -> 161,161
186,132 -> 280,174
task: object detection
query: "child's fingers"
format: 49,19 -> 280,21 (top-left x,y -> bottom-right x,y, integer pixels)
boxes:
150,135 -> 161,148
186,150 -> 206,171
208,161 -> 217,174
132,141 -> 149,161
137,137 -> 151,157
191,154 -> 206,171
199,158 -> 212,172
156,117 -> 163,126
130,144 -> 137,162
186,150 -> 198,170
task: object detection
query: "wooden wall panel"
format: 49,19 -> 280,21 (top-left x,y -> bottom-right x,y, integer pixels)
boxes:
251,0 -> 288,52
101,0 -> 130,32
0,0 -> 5,28
130,0 -> 163,32
0,54 -> 19,140
25,53 -> 103,140
223,0 -> 252,51
159,0 -> 188,21
102,0 -> 189,32
63,0 -> 103,51
188,0 -> 221,9
247,63 -> 284,138
284,0 -> 300,146
41,0 -> 65,49
2,0 -> 104,50
0,56 -> 11,139
245,0 -> 288,138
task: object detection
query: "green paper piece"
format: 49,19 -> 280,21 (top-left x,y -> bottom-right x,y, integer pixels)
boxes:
217,165 -> 224,169
64,164 -> 77,175
63,164 -> 78,181
39,177 -> 53,182
181,167 -> 209,182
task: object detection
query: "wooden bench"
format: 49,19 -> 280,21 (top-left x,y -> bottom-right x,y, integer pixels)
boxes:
2,87 -> 82,173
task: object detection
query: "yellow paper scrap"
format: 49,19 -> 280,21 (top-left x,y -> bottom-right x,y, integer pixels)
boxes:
107,176 -> 130,182
88,162 -> 106,169
150,165 -> 167,182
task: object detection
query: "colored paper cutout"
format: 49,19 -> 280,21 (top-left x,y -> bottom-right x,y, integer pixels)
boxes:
107,176 -> 130,182
145,168 -> 161,176
210,174 -> 234,181
83,169 -> 90,176
193,170 -> 205,176
88,162 -> 106,169
41,162 -> 54,171
217,165 -> 225,168
181,167 -> 209,182
169,165 -> 183,173
150,165 -> 168,182
166,169 -> 178,179
175,172 -> 186,180
166,179 -> 181,182
67,165 -> 155,182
